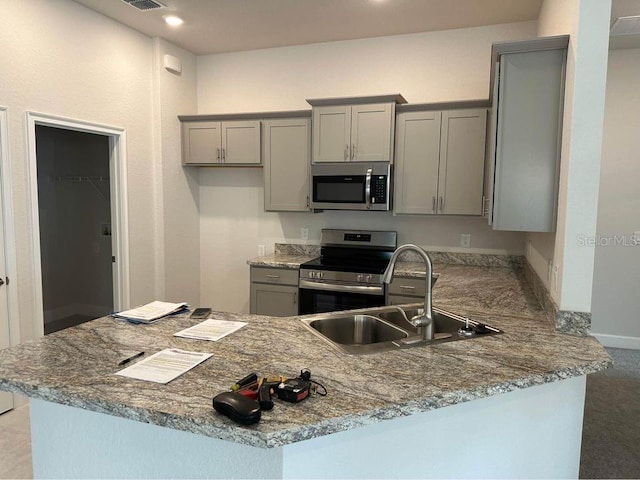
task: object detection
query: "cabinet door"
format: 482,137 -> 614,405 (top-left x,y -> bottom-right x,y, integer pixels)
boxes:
351,103 -> 394,162
312,106 -> 351,163
182,121 -> 221,165
438,109 -> 487,215
394,111 -> 441,214
250,283 -> 298,316
493,49 -> 565,231
263,118 -> 311,211
221,121 -> 261,165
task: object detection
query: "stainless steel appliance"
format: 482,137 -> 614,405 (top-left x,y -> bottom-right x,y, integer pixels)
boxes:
310,163 -> 391,211
298,229 -> 397,314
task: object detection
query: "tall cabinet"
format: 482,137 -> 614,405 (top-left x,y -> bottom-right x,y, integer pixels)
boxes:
263,117 -> 311,212
394,106 -> 487,215
486,36 -> 568,232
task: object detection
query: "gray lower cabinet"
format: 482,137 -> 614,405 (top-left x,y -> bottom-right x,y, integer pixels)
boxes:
394,109 -> 487,215
263,118 -> 311,211
250,267 -> 299,316
488,37 -> 568,232
386,277 -> 425,306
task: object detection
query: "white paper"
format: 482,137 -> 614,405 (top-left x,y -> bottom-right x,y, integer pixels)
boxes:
115,348 -> 212,384
115,301 -> 188,322
174,319 -> 247,342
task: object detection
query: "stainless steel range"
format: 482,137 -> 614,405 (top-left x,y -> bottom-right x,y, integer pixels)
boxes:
298,229 -> 397,314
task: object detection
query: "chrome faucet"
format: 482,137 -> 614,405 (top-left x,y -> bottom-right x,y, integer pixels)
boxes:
382,244 -> 434,342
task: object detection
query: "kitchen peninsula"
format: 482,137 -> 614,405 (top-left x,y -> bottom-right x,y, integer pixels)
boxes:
0,264 -> 610,479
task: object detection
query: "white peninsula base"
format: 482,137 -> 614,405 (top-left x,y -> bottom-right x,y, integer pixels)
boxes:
30,375 -> 586,479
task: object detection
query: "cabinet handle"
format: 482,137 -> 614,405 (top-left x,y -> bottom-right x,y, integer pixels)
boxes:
439,196 -> 444,212
432,196 -> 436,213
293,292 -> 297,305
266,274 -> 280,279
344,145 -> 349,161
400,285 -> 416,290
216,147 -> 221,162
306,195 -> 310,209
351,144 -> 356,160
222,148 -> 226,162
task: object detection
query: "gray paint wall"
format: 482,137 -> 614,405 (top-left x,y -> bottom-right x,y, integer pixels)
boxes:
591,48 -> 640,347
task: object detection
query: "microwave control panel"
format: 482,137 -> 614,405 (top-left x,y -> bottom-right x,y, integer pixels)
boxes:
371,176 -> 388,204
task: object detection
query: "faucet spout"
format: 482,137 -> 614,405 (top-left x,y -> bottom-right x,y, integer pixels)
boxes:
383,244 -> 434,341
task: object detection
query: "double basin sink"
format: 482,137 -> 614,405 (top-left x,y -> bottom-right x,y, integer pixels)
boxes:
300,304 -> 502,355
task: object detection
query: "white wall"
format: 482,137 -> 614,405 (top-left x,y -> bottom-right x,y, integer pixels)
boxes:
196,22 -> 537,313
0,0 -> 159,341
152,39 -> 200,307
533,0 -> 611,311
591,48 -> 640,348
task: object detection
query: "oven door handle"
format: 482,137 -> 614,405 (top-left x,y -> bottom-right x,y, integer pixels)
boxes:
365,168 -> 372,210
299,279 -> 383,295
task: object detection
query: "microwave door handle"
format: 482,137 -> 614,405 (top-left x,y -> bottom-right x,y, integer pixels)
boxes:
365,168 -> 372,210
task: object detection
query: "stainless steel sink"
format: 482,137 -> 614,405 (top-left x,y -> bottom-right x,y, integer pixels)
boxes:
300,305 -> 502,355
303,314 -> 409,355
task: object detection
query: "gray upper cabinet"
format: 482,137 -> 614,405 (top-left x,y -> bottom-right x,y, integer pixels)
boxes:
181,120 -> 261,165
263,118 -> 311,212
488,36 -> 568,232
394,108 -> 486,215
311,102 -> 395,163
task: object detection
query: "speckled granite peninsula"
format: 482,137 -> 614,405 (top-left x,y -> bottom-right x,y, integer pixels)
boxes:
0,265 -> 611,478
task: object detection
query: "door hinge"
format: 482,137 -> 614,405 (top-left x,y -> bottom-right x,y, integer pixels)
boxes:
112,256 -> 116,263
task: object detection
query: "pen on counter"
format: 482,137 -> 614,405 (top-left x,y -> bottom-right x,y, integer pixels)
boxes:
118,351 -> 145,366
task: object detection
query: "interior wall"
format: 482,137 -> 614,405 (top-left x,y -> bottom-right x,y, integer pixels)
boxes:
36,127 -> 113,323
196,22 -> 536,313
152,39 -> 200,306
591,48 -> 640,347
0,0 -> 158,341
535,0 -> 611,312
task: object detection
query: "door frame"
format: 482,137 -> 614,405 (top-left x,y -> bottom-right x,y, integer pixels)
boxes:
26,112 -> 130,337
0,107 -> 20,348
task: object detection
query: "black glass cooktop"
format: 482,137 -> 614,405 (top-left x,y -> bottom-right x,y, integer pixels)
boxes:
300,254 -> 391,274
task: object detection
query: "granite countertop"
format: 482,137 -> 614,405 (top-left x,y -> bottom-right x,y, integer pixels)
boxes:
0,266 -> 611,449
247,253 -> 317,269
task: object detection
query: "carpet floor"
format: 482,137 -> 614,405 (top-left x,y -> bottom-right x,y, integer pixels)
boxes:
580,347 -> 640,479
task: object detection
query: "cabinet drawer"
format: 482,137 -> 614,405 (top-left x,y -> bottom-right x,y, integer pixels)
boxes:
250,267 -> 299,286
387,277 -> 426,296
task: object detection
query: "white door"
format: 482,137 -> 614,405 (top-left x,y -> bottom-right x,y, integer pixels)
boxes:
0,127 -> 12,413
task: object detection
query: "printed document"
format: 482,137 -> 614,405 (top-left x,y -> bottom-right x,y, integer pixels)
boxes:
114,301 -> 188,323
116,348 -> 212,384
174,319 -> 247,342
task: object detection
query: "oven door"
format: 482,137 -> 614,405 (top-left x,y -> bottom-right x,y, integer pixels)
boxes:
298,280 -> 385,315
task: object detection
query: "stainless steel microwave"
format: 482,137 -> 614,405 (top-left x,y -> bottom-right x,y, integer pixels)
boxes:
310,163 -> 392,211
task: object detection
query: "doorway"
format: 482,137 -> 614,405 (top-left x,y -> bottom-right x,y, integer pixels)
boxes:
26,112 -> 130,338
36,126 -> 114,334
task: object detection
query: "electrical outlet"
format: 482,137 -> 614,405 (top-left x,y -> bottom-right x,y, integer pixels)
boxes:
258,244 -> 265,256
460,234 -> 471,248
301,228 -> 309,240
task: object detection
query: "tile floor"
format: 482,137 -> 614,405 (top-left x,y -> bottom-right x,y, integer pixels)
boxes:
0,403 -> 32,479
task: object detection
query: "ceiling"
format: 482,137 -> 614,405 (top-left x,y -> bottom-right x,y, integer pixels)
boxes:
72,0 -> 544,55
610,0 -> 640,50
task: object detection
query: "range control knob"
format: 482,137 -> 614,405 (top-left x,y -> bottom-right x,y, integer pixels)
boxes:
309,271 -> 316,279
365,274 -> 372,282
356,274 -> 364,282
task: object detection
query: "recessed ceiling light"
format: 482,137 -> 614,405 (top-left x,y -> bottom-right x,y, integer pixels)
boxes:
163,14 -> 184,27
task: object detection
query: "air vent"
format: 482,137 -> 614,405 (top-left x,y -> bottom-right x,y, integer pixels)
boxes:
122,0 -> 166,11
610,15 -> 640,36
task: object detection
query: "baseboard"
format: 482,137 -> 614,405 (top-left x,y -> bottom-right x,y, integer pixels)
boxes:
592,333 -> 640,350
